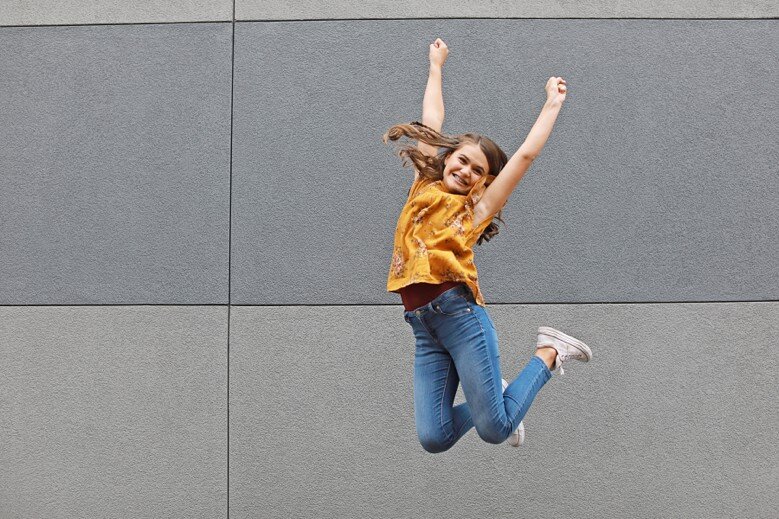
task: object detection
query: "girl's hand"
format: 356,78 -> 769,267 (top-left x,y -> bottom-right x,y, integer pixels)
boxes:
545,76 -> 567,104
429,38 -> 449,68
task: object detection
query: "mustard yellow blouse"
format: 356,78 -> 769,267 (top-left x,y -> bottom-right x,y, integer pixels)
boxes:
387,173 -> 498,307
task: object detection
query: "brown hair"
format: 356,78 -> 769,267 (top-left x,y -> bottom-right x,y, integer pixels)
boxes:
383,121 -> 508,245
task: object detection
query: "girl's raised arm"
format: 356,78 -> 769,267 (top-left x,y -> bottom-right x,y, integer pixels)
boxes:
476,77 -> 568,218
416,39 -> 449,178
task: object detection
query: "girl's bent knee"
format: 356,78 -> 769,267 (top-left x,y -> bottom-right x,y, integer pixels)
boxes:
475,424 -> 508,445
418,433 -> 454,454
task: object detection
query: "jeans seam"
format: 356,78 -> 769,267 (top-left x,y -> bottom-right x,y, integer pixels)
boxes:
454,414 -> 472,440
441,360 -> 455,445
505,367 -> 546,428
468,307 -> 508,435
414,315 -> 442,348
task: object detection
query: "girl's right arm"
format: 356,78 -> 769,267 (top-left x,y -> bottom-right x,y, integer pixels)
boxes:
475,77 -> 568,219
416,39 -> 449,178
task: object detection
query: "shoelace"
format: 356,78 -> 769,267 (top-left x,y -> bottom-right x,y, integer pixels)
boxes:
554,352 -> 566,375
555,350 -> 587,375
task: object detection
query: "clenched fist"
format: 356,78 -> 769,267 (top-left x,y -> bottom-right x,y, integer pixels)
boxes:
429,38 -> 449,68
545,76 -> 568,104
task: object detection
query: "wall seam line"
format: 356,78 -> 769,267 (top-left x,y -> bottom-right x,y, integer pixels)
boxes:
1,16 -> 777,28
227,1 -> 236,517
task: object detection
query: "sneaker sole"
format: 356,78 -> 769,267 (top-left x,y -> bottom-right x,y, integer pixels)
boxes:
508,421 -> 525,447
537,326 -> 593,361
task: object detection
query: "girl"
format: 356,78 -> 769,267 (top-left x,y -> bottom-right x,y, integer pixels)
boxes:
384,38 -> 593,453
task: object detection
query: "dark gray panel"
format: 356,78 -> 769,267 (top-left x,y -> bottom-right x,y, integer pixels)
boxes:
0,24 -> 231,304
0,306 -> 227,518
230,302 -> 779,518
236,0 -> 779,20
231,20 -> 778,304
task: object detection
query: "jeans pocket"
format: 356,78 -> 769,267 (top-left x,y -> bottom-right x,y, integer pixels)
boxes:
433,294 -> 473,317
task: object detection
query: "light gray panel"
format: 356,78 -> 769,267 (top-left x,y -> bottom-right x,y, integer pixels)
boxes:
0,306 -> 227,518
237,0 -> 779,20
230,302 -> 778,518
231,20 -> 778,304
0,24 -> 232,304
0,1 -> 232,26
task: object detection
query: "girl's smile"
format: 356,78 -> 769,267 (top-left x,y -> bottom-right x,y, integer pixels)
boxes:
443,143 -> 489,194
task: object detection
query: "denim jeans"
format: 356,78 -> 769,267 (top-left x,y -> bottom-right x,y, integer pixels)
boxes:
403,284 -> 552,453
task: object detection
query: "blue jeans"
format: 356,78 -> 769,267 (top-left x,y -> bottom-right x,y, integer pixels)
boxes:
403,284 -> 551,453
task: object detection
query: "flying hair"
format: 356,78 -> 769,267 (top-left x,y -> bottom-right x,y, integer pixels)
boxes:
383,121 -> 507,245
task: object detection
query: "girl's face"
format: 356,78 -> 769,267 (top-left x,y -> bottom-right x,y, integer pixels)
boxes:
442,143 -> 490,195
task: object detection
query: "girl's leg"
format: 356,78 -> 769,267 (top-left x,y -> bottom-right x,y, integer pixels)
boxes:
500,356 -> 552,434
437,304 -> 552,444
408,316 -> 473,453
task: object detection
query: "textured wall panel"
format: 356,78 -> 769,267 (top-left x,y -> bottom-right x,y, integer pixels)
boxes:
0,24 -> 232,304
0,306 -> 227,518
231,20 -> 778,304
230,302 -> 778,518
236,0 -> 779,20
0,1 -> 232,26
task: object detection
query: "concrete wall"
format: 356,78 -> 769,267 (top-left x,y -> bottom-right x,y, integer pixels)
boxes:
1,1 -> 777,517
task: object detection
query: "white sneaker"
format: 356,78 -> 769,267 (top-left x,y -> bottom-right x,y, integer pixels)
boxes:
536,326 -> 592,376
502,378 -> 526,447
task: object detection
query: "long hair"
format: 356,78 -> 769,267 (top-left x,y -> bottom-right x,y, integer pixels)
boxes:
383,121 -> 508,245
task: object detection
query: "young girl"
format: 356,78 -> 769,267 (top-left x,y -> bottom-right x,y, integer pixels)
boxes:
384,38 -> 592,453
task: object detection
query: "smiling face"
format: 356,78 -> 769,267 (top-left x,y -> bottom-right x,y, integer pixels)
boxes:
442,142 -> 490,195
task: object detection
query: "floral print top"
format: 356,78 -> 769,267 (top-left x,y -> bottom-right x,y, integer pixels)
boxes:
387,172 -> 499,307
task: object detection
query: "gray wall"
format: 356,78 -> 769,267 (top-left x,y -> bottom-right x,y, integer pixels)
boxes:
1,2 -> 777,518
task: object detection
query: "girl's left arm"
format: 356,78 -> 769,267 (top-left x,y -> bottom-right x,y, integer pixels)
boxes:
476,77 -> 567,218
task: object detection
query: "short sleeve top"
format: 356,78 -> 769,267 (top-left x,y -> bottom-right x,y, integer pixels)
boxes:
386,172 -> 499,307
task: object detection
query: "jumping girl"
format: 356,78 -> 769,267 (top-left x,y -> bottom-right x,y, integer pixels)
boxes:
384,38 -> 593,453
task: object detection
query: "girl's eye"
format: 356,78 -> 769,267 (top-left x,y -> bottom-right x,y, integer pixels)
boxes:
460,156 -> 483,174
